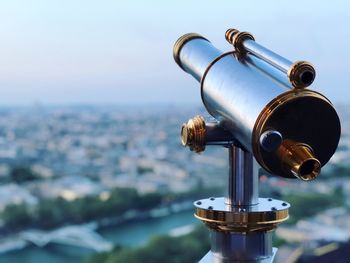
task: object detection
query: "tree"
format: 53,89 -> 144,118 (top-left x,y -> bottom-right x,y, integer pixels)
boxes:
10,166 -> 39,183
1,204 -> 33,230
84,226 -> 210,263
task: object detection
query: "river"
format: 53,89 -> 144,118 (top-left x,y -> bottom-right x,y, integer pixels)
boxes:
0,210 -> 197,263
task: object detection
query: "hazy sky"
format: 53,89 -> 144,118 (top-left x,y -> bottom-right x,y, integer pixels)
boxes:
0,1 -> 349,106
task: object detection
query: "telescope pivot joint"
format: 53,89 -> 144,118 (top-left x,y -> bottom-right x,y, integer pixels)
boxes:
181,116 -> 235,153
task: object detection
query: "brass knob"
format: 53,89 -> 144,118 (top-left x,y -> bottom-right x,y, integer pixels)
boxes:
181,116 -> 206,153
225,28 -> 255,53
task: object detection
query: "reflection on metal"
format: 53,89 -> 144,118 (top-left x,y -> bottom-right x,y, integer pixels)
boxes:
226,146 -> 258,206
173,27 -> 341,262
210,230 -> 273,262
199,248 -> 278,263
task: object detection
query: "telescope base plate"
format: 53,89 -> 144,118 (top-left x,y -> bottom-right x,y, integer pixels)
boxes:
194,197 -> 289,232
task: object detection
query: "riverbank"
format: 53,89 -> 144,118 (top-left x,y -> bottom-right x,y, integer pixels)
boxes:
0,200 -> 194,255
0,209 -> 197,263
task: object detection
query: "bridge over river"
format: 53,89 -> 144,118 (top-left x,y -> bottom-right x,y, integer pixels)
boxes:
20,223 -> 113,252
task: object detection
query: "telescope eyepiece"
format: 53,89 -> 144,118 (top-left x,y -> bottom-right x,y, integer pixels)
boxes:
174,28 -> 340,180
299,159 -> 321,180
300,71 -> 314,85
288,61 -> 316,88
277,140 -> 321,181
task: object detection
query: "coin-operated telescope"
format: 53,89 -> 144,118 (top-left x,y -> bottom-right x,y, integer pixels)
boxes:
173,28 -> 341,262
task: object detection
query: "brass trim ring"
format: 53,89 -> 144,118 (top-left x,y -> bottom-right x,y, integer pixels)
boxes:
194,197 -> 289,232
225,28 -> 239,43
195,209 -> 289,227
173,33 -> 209,70
287,60 -> 316,88
231,31 -> 255,53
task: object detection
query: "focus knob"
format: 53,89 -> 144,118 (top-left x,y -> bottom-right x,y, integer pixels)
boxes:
181,115 -> 206,153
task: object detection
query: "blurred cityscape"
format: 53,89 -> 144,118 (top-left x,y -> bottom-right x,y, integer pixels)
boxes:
0,104 -> 348,263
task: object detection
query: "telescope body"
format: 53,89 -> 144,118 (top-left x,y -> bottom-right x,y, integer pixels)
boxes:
174,34 -> 340,180
174,28 -> 342,263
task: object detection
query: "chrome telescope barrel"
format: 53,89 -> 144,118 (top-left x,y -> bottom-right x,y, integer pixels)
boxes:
173,32 -> 341,180
173,34 -> 222,81
225,28 -> 316,89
